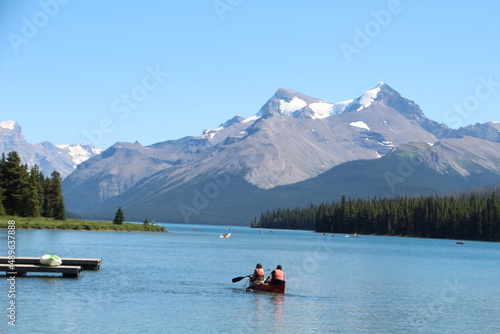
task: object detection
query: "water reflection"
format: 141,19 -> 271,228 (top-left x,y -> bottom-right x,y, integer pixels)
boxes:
270,295 -> 285,329
5,228 -> 499,333
248,293 -> 286,331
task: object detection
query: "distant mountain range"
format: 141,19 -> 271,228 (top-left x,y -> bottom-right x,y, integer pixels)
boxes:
9,83 -> 499,225
0,121 -> 101,178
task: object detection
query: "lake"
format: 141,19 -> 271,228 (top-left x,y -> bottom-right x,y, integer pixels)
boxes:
1,224 -> 499,333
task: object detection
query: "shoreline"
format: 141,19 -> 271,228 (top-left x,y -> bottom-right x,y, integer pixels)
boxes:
0,227 -> 168,233
0,216 -> 167,233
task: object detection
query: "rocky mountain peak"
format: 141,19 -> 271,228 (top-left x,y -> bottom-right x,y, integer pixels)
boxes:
258,88 -> 340,120
0,120 -> 24,142
343,82 -> 427,122
257,82 -> 427,121
0,120 -> 20,131
0,120 -> 101,177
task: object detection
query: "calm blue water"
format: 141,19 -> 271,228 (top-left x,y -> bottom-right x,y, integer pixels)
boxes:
1,224 -> 499,333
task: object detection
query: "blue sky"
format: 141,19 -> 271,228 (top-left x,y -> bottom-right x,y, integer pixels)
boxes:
1,0 -> 499,149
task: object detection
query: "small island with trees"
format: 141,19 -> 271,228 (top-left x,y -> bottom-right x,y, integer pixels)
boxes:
0,151 -> 165,232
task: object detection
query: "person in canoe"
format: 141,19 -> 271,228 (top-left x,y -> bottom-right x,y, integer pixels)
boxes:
265,265 -> 286,285
249,263 -> 265,287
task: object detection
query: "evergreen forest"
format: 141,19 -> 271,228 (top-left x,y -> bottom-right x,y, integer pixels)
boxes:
0,151 -> 66,220
254,188 -> 500,242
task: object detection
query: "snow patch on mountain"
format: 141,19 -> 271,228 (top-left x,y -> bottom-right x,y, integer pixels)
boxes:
0,120 -> 17,130
349,121 -> 370,131
356,83 -> 383,111
279,96 -> 307,115
270,82 -> 390,119
277,95 -> 353,119
309,102 -> 334,119
381,140 -> 396,148
56,144 -> 102,166
201,126 -> 224,139
333,99 -> 354,114
242,115 -> 261,123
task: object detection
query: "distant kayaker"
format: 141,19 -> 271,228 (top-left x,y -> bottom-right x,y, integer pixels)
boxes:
266,265 -> 286,285
249,263 -> 265,286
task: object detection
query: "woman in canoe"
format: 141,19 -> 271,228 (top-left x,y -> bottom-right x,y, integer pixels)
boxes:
249,263 -> 265,287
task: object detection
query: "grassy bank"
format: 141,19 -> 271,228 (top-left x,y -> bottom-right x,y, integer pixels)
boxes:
0,216 -> 166,232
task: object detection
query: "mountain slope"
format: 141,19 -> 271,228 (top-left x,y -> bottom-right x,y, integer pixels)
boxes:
80,136 -> 500,225
0,121 -> 101,177
62,83 -> 500,223
63,83 -> 440,210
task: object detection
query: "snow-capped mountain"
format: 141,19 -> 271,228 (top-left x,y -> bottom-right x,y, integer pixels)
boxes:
254,87 -> 351,119
61,83 -> 500,223
251,82 -> 401,120
0,121 -> 101,178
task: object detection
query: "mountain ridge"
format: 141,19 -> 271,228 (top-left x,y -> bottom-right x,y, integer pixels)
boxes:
60,83 -> 500,224
78,136 -> 500,225
0,121 -> 101,178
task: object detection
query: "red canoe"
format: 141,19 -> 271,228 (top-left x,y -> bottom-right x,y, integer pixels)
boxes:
246,284 -> 285,294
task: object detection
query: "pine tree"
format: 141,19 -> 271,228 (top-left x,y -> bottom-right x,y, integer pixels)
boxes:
1,152 -> 28,216
48,171 -> 66,220
0,154 -> 4,214
113,207 -> 125,225
22,167 -> 42,217
53,198 -> 66,221
0,183 -> 5,216
36,167 -> 46,215
42,176 -> 53,217
25,166 -> 47,217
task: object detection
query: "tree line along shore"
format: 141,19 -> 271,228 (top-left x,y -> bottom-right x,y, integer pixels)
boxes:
0,216 -> 166,232
0,151 -> 165,232
253,187 -> 500,242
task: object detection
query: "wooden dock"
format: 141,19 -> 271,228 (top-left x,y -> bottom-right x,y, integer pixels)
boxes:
0,257 -> 102,278
0,264 -> 82,278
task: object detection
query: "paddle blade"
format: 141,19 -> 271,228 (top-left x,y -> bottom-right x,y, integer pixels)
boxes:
232,276 -> 247,283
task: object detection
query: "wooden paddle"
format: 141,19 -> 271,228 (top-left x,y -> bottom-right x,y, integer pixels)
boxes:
232,275 -> 249,283
232,269 -> 270,283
